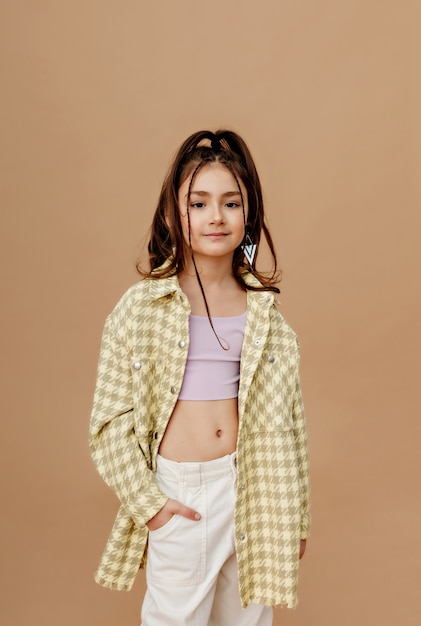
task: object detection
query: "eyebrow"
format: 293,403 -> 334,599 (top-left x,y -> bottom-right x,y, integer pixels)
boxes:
185,190 -> 242,198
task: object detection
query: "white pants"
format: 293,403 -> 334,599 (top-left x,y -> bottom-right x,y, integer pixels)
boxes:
141,453 -> 273,626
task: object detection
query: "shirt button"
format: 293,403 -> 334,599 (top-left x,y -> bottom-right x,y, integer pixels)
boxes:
254,339 -> 261,346
178,340 -> 186,348
240,534 -> 246,541
153,432 -> 159,440
133,361 -> 141,370
268,355 -> 275,363
170,386 -> 177,394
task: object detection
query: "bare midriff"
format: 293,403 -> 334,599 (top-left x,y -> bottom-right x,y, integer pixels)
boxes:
158,398 -> 238,462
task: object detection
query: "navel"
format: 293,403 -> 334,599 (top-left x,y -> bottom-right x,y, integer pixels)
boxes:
216,429 -> 223,438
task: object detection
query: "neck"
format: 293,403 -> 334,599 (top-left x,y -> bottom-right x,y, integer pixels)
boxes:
178,252 -> 247,317
182,254 -> 234,288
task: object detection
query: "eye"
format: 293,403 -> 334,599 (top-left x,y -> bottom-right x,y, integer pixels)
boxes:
190,201 -> 205,209
226,202 -> 240,208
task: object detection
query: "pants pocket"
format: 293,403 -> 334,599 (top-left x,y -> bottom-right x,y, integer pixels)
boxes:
147,480 -> 206,586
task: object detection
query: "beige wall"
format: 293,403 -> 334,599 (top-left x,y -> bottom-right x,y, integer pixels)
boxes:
1,1 -> 420,625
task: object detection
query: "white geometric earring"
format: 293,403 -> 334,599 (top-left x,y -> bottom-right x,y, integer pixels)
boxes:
241,233 -> 257,265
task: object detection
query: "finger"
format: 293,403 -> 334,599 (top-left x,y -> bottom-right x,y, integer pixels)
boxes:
172,501 -> 201,521
299,539 -> 306,559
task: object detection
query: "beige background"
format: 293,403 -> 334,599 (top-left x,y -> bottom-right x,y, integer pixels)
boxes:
1,1 -> 420,625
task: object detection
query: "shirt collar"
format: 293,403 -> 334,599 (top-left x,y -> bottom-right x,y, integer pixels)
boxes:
146,272 -> 182,301
145,260 -> 275,307
241,271 -> 276,307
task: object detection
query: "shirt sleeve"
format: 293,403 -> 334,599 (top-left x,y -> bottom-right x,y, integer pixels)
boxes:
292,343 -> 311,539
89,314 -> 168,527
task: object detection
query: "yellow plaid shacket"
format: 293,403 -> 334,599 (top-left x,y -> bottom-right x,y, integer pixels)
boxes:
89,270 -> 310,609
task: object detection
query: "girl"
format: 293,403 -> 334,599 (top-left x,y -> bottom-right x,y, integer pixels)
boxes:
90,130 -> 310,626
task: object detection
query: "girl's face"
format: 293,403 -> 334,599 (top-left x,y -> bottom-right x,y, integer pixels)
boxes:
177,163 -> 248,263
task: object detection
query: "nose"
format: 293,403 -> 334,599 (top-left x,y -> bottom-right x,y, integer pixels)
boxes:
209,202 -> 224,224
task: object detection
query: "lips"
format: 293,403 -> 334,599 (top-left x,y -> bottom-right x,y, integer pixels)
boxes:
204,232 -> 228,237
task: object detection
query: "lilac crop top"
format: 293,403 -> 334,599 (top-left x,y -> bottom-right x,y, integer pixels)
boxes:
178,311 -> 247,401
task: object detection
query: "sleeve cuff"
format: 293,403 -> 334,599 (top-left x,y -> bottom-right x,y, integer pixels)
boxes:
126,478 -> 169,528
300,513 -> 311,539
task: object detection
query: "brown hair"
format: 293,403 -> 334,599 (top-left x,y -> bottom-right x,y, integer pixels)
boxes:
137,129 -> 280,294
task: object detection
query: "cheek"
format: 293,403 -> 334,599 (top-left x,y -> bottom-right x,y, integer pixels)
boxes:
235,214 -> 246,236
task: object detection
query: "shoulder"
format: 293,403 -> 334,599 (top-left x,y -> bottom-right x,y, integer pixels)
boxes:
268,304 -> 301,356
271,303 -> 296,333
107,274 -> 182,327
243,272 -> 298,340
108,279 -> 151,319
118,279 -> 153,306
98,281 -> 149,343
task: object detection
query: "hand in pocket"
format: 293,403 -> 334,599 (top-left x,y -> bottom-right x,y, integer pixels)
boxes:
146,498 -> 201,531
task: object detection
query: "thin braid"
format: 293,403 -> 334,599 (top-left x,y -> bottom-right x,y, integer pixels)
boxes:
186,161 -> 203,249
213,133 -> 247,237
186,157 -> 230,351
223,162 -> 247,235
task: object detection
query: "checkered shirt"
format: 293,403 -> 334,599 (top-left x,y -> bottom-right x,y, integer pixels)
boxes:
89,270 -> 310,609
